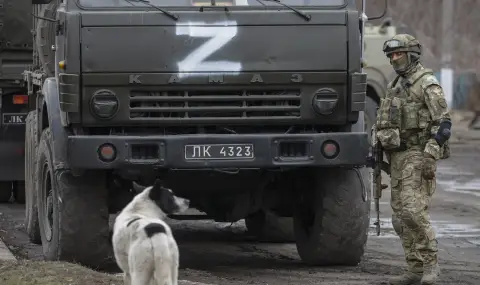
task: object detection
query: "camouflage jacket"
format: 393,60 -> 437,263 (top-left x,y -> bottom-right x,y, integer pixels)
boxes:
376,64 -> 451,160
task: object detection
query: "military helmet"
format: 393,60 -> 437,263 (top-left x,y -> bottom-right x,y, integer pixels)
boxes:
382,34 -> 422,57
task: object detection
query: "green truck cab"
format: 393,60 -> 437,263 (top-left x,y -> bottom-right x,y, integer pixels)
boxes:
17,0 -> 386,269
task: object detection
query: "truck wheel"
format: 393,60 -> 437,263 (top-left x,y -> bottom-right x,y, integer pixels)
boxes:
14,182 -> 26,204
293,167 -> 371,266
25,111 -> 41,244
245,210 -> 295,242
36,128 -> 112,268
365,96 -> 378,143
0,182 -> 12,203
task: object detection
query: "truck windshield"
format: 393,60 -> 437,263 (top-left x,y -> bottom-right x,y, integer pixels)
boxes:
77,0 -> 345,8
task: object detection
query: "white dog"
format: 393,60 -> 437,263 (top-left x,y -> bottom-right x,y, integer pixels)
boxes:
112,179 -> 190,285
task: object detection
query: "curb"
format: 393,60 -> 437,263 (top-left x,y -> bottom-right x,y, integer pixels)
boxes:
0,237 -> 16,261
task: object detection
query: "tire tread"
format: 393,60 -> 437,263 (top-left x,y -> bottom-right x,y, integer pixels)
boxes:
36,128 -> 113,268
294,168 -> 371,266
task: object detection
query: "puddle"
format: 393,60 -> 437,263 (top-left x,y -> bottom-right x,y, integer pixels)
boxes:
369,218 -> 480,239
438,178 -> 480,197
436,164 -> 480,197
436,165 -> 475,177
467,239 -> 480,246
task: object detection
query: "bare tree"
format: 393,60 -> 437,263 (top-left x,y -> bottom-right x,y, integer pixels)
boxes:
365,0 -> 480,73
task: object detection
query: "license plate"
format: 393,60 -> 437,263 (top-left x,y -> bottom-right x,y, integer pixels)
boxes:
2,113 -> 26,125
184,143 -> 254,160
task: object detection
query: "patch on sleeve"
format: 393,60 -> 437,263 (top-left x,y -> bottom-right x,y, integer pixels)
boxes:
438,98 -> 447,108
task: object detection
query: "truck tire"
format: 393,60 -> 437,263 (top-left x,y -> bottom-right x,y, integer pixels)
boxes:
36,128 -> 112,269
14,181 -> 26,204
293,167 -> 371,266
245,210 -> 295,242
0,182 -> 12,203
24,111 -> 41,244
365,96 -> 378,143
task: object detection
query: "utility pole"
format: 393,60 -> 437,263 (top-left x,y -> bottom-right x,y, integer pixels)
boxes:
441,0 -> 454,109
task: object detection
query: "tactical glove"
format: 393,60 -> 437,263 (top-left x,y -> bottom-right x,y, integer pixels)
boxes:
421,153 -> 436,180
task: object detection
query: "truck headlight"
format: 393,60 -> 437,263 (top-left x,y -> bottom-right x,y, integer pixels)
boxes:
90,89 -> 119,119
311,88 -> 338,115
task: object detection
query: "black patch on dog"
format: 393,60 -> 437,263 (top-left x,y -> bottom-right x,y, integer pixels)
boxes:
144,223 -> 166,238
149,179 -> 180,214
127,217 -> 141,227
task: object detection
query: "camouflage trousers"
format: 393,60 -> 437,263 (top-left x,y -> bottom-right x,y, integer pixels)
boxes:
389,148 -> 438,273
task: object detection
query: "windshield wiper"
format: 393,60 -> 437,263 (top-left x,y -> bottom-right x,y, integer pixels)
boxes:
123,0 -> 179,21
256,0 -> 311,21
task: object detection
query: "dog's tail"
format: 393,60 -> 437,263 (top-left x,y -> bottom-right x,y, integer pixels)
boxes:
144,223 -> 173,285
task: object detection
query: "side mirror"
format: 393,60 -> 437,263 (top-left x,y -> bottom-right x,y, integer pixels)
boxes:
32,0 -> 53,4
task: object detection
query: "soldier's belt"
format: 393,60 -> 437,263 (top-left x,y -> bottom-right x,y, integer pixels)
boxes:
387,132 -> 425,152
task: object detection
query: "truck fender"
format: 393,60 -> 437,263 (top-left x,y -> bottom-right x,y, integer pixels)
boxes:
40,77 -> 69,170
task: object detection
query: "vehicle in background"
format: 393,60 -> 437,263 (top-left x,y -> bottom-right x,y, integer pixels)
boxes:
363,18 -> 397,141
0,0 -> 32,203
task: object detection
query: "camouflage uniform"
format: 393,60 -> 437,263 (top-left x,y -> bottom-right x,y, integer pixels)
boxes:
375,34 -> 452,285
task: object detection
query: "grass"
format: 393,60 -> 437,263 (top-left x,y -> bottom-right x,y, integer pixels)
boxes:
0,260 -> 123,285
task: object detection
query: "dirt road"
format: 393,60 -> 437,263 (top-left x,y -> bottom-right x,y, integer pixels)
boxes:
1,142 -> 480,285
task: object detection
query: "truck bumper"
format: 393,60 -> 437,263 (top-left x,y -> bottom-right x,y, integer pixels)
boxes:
0,141 -> 25,181
67,133 -> 370,169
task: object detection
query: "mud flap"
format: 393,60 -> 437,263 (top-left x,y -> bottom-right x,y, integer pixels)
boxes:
41,77 -> 70,170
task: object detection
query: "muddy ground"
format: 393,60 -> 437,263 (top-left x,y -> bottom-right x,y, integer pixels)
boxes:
1,140 -> 480,284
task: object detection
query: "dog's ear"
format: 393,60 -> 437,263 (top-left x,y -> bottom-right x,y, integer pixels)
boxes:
149,180 -> 179,214
132,181 -> 146,193
149,179 -> 164,201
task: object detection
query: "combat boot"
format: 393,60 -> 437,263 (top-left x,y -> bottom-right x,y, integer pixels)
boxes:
421,264 -> 440,285
389,271 -> 422,285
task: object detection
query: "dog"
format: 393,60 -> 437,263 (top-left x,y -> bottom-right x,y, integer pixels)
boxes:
112,179 -> 190,285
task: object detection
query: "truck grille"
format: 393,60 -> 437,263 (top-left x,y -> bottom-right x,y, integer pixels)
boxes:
129,89 -> 301,121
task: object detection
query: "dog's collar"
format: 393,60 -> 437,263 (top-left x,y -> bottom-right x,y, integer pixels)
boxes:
126,217 -> 141,227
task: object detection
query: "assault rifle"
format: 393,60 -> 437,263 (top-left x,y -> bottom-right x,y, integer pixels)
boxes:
367,128 -> 390,236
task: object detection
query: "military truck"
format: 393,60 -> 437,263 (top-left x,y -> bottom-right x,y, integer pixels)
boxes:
21,0 -> 386,268
0,0 -> 32,203
363,18 -> 397,141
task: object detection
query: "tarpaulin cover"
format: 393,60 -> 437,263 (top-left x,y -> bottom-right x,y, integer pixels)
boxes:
0,0 -> 33,48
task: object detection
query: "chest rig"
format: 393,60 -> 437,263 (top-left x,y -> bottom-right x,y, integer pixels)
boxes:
376,69 -> 435,150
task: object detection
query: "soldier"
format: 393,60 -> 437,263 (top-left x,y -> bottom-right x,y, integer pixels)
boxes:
375,34 -> 452,285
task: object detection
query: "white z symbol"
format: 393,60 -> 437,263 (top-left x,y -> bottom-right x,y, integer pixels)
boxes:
176,21 -> 242,78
